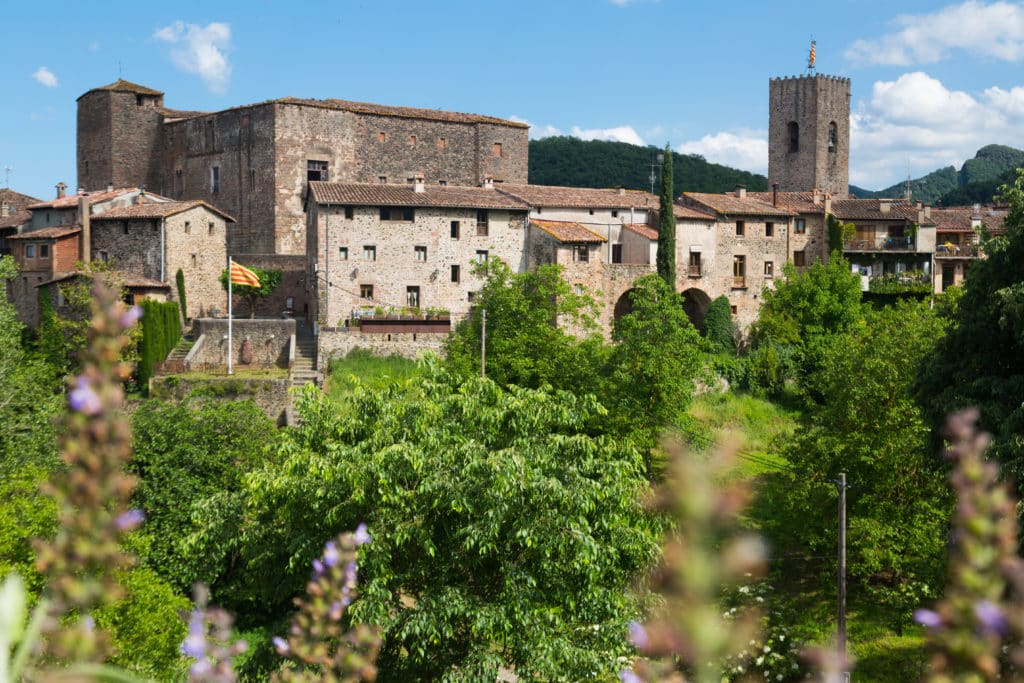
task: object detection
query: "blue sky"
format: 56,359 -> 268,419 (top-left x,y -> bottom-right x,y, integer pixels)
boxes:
4,0 -> 1024,200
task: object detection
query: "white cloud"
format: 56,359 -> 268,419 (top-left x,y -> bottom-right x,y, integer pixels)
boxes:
508,115 -> 564,139
845,1 -> 1024,66
849,71 -> 1024,188
677,129 -> 768,175
154,21 -> 232,93
32,67 -> 58,88
570,125 -> 645,146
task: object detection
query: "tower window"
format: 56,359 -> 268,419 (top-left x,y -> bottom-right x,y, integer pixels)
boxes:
736,220 -> 745,237
307,160 -> 329,182
828,122 -> 838,153
211,166 -> 220,193
788,121 -> 799,153
765,222 -> 774,237
451,264 -> 460,282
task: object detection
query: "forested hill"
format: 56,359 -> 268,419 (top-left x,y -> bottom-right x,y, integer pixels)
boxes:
528,136 -> 767,195
852,144 -> 1024,205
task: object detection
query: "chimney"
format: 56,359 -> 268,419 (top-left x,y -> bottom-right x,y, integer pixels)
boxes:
55,182 -> 67,199
618,186 -> 626,195
412,174 -> 426,193
482,175 -> 494,190
879,199 -> 891,214
78,195 -> 91,263
924,204 -> 931,219
77,187 -> 85,195
812,188 -> 822,204
734,184 -> 746,198
823,192 -> 832,216
106,181 -> 113,193
772,183 -> 779,207
0,201 -> 8,218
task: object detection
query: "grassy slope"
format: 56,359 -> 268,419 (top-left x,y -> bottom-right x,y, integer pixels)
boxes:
323,349 -> 422,404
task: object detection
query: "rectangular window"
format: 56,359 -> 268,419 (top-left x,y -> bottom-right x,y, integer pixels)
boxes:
307,160 -> 328,182
451,264 -> 460,283
573,245 -> 590,262
732,255 -> 746,288
414,246 -> 427,261
205,119 -> 215,150
730,305 -> 737,315
363,245 -> 376,261
378,175 -> 387,184
794,218 -> 806,234
175,169 -> 183,197
476,250 -> 489,264
338,247 -> 349,260
409,135 -> 417,146
736,220 -> 745,237
450,220 -> 460,239
380,207 -> 414,221
688,251 -> 702,277
39,244 -> 49,259
123,222 -> 129,235
25,244 -> 35,258
377,132 -> 386,143
437,137 -> 447,149
185,221 -> 191,235
344,206 -> 354,219
438,180 -> 447,187
793,250 -> 806,267
211,166 -> 220,193
468,291 -> 477,303
406,286 -> 420,308
476,210 -> 489,236
208,222 -> 214,235
360,284 -> 374,300
611,244 -> 623,263
98,250 -> 109,263
611,210 -> 619,218
250,168 -> 256,190
764,261 -> 774,278
765,222 -> 774,237
190,253 -> 197,267
493,142 -> 503,157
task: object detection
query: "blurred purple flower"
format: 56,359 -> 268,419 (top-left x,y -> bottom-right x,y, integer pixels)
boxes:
181,609 -> 206,658
619,670 -> 642,683
328,601 -> 343,621
628,620 -> 649,650
354,523 -> 370,545
189,659 -> 212,677
120,305 -> 142,328
69,377 -> 101,416
81,615 -> 95,632
323,540 -> 340,567
914,608 -> 943,629
312,558 -> 325,576
344,561 -> 357,587
975,600 -> 1007,635
272,636 -> 290,655
115,508 -> 145,531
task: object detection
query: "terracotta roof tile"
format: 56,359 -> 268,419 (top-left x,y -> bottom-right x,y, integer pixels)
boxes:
683,192 -> 795,217
39,270 -> 169,289
979,209 -> 1008,235
530,220 -> 607,243
499,184 -> 658,209
672,203 -> 717,220
275,97 -> 527,128
29,188 -> 140,210
92,200 -> 236,222
78,80 -> 163,100
622,223 -> 659,240
0,188 -> 44,209
830,198 -> 935,225
0,210 -> 31,231
746,191 -> 828,214
309,182 -> 529,210
8,225 -> 81,240
929,208 -> 977,233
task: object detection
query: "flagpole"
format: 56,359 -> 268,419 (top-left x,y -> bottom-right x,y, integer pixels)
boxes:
227,255 -> 233,376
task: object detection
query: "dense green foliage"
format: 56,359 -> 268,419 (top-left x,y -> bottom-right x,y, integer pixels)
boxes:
656,143 -> 676,285
227,368 -> 659,680
703,295 -> 735,353
138,299 -> 182,388
220,266 -> 283,318
175,268 -> 188,321
528,136 -> 767,194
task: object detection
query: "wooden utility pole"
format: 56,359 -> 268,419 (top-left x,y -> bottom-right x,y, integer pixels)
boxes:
481,308 -> 487,379
837,472 -> 848,681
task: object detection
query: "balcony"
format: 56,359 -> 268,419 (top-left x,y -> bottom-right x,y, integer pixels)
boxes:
867,271 -> 932,295
935,242 -> 980,258
731,276 -> 746,289
844,236 -> 917,252
687,263 -> 703,278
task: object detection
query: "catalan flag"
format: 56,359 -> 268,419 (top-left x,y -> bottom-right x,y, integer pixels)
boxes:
230,260 -> 261,288
809,40 -> 816,69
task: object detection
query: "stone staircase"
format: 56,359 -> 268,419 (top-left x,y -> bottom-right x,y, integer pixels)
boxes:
290,320 -> 318,389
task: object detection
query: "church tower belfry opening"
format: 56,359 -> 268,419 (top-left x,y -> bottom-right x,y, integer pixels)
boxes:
767,49 -> 850,197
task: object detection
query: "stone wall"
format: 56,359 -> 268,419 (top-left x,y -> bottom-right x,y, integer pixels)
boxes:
189,318 -> 295,368
77,89 -> 165,192
711,217 -> 793,330
149,375 -> 291,425
318,327 -> 447,366
224,254 -> 306,319
164,207 -> 230,319
76,90 -> 114,192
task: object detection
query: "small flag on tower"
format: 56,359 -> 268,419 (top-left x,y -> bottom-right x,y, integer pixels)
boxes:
809,40 -> 816,70
230,260 -> 261,287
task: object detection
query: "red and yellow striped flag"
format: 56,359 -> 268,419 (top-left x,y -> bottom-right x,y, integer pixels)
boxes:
809,40 -> 816,69
230,260 -> 261,287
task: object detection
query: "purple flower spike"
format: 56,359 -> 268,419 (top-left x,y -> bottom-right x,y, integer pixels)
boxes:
344,561 -> 358,587
312,558 -> 325,576
354,523 -> 371,545
328,601 -> 343,621
272,636 -> 290,655
115,508 -> 145,531
81,615 -> 95,632
69,376 -> 102,416
181,609 -> 206,658
189,659 -> 212,677
120,304 -> 143,328
914,608 -> 943,629
619,670 -> 642,683
628,620 -> 649,650
323,540 -> 340,567
975,600 -> 1007,635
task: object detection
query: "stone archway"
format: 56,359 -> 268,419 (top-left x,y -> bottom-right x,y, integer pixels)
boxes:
613,289 -> 636,321
681,288 -> 712,331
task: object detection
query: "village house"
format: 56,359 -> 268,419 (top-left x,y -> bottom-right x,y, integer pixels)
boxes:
0,188 -> 43,256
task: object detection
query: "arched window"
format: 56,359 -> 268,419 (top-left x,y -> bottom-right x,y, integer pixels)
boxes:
788,122 -> 799,153
828,121 -> 838,153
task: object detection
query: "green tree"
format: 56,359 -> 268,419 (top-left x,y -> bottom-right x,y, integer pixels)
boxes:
175,268 -> 188,322
656,143 -> 677,285
443,259 -> 607,395
702,295 -> 735,353
226,366 -> 659,681
220,266 -> 283,318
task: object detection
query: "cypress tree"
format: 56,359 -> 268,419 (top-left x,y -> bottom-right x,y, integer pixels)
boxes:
175,269 -> 187,322
656,144 -> 677,286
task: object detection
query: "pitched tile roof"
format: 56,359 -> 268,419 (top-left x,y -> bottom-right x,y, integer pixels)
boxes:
929,208 -> 977,233
78,79 -> 164,100
308,182 -> 529,210
978,209 -> 1008,235
0,188 -> 43,209
92,200 -> 236,222
683,192 -> 795,217
29,188 -> 140,210
0,210 -> 30,231
7,225 -> 81,240
274,97 -> 527,128
0,189 -> 44,231
830,198 -> 935,225
499,184 -> 658,209
746,191 -> 828,214
530,220 -> 607,243
39,270 -> 169,289
621,223 -> 659,240
672,203 -> 717,220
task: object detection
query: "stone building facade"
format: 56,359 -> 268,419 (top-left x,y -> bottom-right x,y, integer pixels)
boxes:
0,188 -> 43,255
768,74 -> 850,196
77,80 -> 530,257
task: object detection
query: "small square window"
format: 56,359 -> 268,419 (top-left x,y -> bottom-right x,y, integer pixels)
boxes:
730,305 -> 738,315
451,264 -> 460,283
764,261 -> 774,278
611,210 -> 619,218
409,135 -> 417,146
736,220 -> 745,237
573,245 -> 590,262
378,175 -> 387,184
406,286 -> 420,308
794,218 -> 806,234
438,180 -> 447,187
414,246 -> 427,261
451,220 -> 460,239
360,284 -> 374,300
794,250 -> 806,267
39,244 -> 49,258
493,142 -> 503,157
363,245 -> 376,261
468,291 -> 477,303
344,206 -> 354,219
377,132 -> 386,143
25,244 -> 35,258
339,247 -> 349,260
765,222 -> 774,237
476,250 -> 489,264
437,137 -> 447,149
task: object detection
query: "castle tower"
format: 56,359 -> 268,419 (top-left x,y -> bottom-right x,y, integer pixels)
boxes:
768,74 -> 850,196
77,80 -> 165,192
